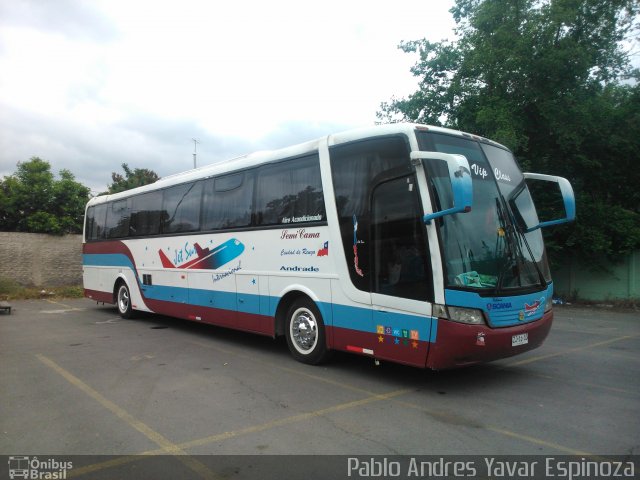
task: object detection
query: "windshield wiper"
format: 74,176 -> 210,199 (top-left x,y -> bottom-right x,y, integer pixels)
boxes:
495,198 -> 516,292
507,182 -> 547,289
515,216 -> 547,290
494,197 -> 546,292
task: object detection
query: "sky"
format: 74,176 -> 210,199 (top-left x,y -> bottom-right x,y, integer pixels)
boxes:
0,0 -> 456,194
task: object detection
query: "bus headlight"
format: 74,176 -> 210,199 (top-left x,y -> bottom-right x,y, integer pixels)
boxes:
433,304 -> 486,325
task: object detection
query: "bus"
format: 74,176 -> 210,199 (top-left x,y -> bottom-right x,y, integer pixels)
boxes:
83,123 -> 575,370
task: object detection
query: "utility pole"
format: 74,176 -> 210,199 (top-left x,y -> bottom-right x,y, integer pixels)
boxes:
192,138 -> 200,168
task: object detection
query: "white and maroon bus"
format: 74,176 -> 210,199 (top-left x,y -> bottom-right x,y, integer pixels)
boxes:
83,124 -> 574,369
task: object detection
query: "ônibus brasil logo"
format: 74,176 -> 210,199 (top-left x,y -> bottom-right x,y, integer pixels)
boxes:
8,456 -> 73,479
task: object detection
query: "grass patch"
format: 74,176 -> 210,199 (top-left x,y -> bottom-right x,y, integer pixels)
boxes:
0,277 -> 22,297
0,278 -> 84,300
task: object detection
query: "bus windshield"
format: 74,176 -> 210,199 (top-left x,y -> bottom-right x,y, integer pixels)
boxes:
416,131 -> 551,294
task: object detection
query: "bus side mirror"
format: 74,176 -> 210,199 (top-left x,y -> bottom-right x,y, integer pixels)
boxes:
511,173 -> 576,232
410,152 -> 473,225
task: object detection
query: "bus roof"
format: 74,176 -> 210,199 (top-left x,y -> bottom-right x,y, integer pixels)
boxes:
87,123 -> 505,207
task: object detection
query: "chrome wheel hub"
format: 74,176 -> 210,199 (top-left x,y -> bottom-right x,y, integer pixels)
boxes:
118,287 -> 129,313
291,308 -> 318,353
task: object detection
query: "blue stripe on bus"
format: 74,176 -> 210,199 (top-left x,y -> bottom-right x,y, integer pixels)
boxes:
328,303 -> 371,330
190,287 -> 243,312
330,303 -> 436,343
140,284 -> 189,304
84,253 -> 135,269
84,253 -> 437,342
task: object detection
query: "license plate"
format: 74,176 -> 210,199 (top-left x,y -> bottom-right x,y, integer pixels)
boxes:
512,333 -> 528,347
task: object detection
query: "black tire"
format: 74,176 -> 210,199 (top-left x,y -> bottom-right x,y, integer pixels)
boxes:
116,282 -> 134,319
285,298 -> 330,365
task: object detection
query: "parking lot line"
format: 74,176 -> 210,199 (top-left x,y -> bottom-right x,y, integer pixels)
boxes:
69,455 -> 141,478
187,339 -> 597,456
175,388 -> 411,451
37,349 -> 411,477
39,298 -> 86,314
36,354 -> 218,480
483,426 -> 592,456
23,303 -> 635,471
67,388 -> 411,477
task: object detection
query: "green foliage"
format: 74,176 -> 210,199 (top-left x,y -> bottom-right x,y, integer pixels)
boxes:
0,157 -> 90,234
107,163 -> 159,194
0,277 -> 22,297
378,0 -> 640,267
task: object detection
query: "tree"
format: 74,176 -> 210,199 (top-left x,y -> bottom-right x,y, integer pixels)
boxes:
378,0 -> 640,268
0,157 -> 90,234
107,163 -> 159,194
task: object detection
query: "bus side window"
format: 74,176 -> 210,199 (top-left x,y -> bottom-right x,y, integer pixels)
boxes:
89,204 -> 107,241
129,191 -> 163,236
162,181 -> 202,233
255,154 -> 324,226
85,206 -> 95,241
105,199 -> 131,239
202,171 -> 254,230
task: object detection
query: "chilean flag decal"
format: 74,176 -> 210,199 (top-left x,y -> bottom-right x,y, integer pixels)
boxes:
317,241 -> 329,257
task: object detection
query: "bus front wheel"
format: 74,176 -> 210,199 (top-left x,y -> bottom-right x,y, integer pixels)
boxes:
116,282 -> 133,319
285,298 -> 329,365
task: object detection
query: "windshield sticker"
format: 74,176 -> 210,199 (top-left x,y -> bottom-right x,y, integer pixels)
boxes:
493,168 -> 513,183
470,163 -> 489,179
352,215 -> 364,277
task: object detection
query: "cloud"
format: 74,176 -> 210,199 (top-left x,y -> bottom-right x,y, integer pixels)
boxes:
0,0 -> 117,42
0,0 -> 457,195
0,101 -> 348,195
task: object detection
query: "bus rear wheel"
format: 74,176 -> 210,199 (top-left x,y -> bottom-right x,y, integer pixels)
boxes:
285,298 -> 329,365
116,282 -> 133,319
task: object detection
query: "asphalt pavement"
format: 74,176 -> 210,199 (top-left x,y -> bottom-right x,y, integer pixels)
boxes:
0,298 -> 638,478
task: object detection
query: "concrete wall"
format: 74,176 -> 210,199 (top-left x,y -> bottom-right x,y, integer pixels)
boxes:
0,232 -> 82,287
553,251 -> 640,301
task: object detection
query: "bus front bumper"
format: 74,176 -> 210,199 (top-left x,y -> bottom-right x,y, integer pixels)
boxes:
426,310 -> 553,370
